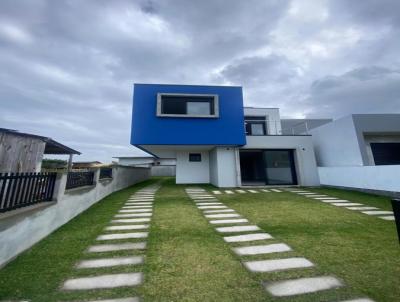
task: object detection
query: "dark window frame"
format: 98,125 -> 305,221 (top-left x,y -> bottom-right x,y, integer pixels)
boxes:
245,116 -> 267,135
189,153 -> 202,162
157,93 -> 219,118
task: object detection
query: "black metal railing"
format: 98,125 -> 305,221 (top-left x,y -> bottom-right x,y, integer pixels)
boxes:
99,167 -> 113,179
391,199 -> 400,243
66,172 -> 94,190
0,172 -> 57,213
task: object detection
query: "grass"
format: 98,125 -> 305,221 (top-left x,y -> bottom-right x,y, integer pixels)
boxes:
0,179 -> 399,301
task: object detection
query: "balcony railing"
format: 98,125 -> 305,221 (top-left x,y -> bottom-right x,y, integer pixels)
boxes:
245,120 -> 310,136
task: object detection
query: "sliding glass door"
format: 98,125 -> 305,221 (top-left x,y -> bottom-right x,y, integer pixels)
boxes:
239,149 -> 297,185
263,150 -> 297,185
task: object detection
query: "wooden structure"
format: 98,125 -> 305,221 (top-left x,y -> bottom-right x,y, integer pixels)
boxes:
0,128 -> 81,173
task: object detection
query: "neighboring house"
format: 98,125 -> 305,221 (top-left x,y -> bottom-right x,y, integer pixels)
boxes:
309,114 -> 400,196
0,128 -> 80,173
72,161 -> 103,170
131,83 -> 320,187
114,156 -> 176,176
281,119 -> 333,135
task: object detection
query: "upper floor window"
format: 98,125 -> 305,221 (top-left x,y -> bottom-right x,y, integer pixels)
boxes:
245,116 -> 267,135
157,93 -> 219,118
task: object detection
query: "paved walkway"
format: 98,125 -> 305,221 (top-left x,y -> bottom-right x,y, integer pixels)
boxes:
212,188 -> 282,195
60,184 -> 160,302
185,187 -> 375,301
285,188 -> 395,221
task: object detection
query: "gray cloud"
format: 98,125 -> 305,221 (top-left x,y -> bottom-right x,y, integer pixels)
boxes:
0,0 -> 399,161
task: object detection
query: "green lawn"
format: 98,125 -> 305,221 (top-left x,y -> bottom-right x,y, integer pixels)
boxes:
0,179 -> 399,302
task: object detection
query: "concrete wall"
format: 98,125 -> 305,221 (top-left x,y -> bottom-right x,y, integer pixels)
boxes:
309,115 -> 363,166
0,166 -> 150,267
176,150 -> 210,184
243,136 -> 320,186
151,166 -> 176,176
318,165 -> 400,196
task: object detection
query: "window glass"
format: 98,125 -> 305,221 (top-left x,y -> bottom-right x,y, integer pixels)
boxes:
251,123 -> 265,135
187,102 -> 210,115
189,153 -> 202,162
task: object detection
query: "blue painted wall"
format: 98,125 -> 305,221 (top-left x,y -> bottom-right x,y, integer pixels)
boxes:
131,84 -> 246,146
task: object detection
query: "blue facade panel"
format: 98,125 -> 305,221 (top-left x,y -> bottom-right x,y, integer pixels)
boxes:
131,84 -> 246,146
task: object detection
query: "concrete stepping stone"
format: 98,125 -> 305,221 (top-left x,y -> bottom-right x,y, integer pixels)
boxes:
85,297 -> 139,302
97,232 -> 148,241
111,218 -> 150,223
263,276 -> 343,297
248,190 -> 259,193
76,256 -> 143,269
88,242 -> 146,253
209,219 -> 248,224
125,202 -> 153,205
62,272 -> 142,290
190,195 -> 215,198
236,190 -> 246,193
346,206 -> 378,210
297,192 -> 317,195
224,233 -> 273,242
244,257 -> 314,272
331,203 -> 363,207
314,197 -> 337,200
270,189 -> 282,192
216,225 -> 260,233
290,191 -> 309,193
225,190 -> 234,194
196,202 -> 223,206
379,216 -> 395,220
339,299 -> 376,302
361,210 -> 393,215
119,209 -> 152,213
213,191 -> 222,194
105,224 -> 149,231
205,213 -> 240,218
233,243 -> 291,256
123,205 -> 153,209
115,213 -> 152,218
203,209 -> 235,213
261,189 -> 270,192
198,205 -> 228,209
307,195 -> 328,197
320,199 -> 349,203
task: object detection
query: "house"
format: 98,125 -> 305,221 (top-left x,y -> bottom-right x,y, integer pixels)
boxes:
113,156 -> 176,176
131,83 -> 320,187
0,128 -> 80,173
309,114 -> 400,196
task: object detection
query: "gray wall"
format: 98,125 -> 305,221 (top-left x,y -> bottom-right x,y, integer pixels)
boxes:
151,166 -> 176,176
0,132 -> 45,173
0,166 -> 150,267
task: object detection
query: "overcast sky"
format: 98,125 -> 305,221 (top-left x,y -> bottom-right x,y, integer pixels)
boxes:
1,0 -> 399,162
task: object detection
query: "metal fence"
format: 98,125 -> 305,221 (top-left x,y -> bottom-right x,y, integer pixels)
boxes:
99,167 -> 113,179
65,171 -> 94,190
0,172 -> 57,213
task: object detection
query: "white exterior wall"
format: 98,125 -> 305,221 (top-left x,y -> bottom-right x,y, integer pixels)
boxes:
0,166 -> 150,267
244,108 -> 282,135
309,116 -> 363,166
243,136 -> 320,186
319,165 -> 400,194
176,150 -> 210,184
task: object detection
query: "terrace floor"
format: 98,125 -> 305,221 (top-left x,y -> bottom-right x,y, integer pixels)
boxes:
0,177 -> 399,302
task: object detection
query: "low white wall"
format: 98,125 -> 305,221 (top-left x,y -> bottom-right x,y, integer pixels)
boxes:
151,166 -> 176,176
0,166 -> 150,267
318,165 -> 400,194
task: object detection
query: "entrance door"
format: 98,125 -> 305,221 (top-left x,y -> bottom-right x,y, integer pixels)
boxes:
239,149 -> 297,185
263,150 -> 297,185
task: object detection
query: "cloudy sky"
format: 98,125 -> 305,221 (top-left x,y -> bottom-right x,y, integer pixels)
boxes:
1,0 -> 399,162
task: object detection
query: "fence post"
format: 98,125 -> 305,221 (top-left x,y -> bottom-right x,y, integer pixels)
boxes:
52,173 -> 67,202
391,199 -> 400,243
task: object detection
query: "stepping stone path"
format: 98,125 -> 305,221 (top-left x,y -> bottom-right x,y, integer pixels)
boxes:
286,188 -> 394,221
185,187 -> 373,301
209,188 -> 284,195
60,184 -> 161,301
